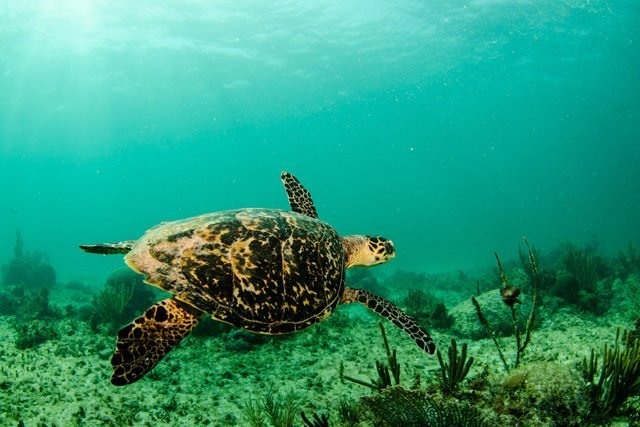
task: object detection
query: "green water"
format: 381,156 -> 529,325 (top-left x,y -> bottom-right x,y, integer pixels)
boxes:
1,1 -> 639,425
2,0 -> 638,282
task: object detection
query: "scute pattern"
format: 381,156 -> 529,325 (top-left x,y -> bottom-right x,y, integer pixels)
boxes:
125,208 -> 345,334
111,298 -> 202,386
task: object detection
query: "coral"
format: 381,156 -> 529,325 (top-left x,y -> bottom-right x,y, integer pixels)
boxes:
402,288 -> 454,330
242,387 -> 298,427
470,238 -> 540,371
23,288 -> 59,320
1,231 -> 56,289
582,328 -> 640,422
300,412 -> 329,427
430,302 -> 455,329
91,268 -> 155,333
0,288 -> 19,316
518,242 -> 542,289
337,397 -> 362,426
1,285 -> 61,320
362,386 -> 490,427
13,320 -> 59,350
614,241 -> 640,280
242,400 -> 267,427
436,339 -> 474,395
551,244 -> 612,313
627,318 -> 640,343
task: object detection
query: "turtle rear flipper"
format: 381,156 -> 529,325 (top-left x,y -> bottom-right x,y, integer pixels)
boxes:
111,298 -> 202,386
79,241 -> 136,255
342,288 -> 436,354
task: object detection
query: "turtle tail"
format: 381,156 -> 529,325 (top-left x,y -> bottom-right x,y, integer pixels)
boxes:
79,240 -> 136,255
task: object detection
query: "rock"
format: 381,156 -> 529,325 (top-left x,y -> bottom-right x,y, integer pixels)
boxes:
495,361 -> 589,426
611,274 -> 640,318
449,288 -> 536,339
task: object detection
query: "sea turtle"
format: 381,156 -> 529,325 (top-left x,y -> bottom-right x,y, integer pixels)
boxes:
80,172 -> 436,386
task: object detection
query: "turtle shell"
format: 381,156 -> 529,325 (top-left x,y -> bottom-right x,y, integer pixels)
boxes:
125,208 -> 346,334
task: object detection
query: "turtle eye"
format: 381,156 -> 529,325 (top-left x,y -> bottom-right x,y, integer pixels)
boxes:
384,241 -> 394,254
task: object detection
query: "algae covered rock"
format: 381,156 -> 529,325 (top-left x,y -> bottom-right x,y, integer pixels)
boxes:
13,320 -> 59,350
449,289 -> 535,339
611,274 -> 640,318
494,361 -> 590,426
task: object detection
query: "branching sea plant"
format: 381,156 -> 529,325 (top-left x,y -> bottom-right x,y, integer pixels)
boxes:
300,412 -> 329,427
263,387 -> 298,427
242,387 -> 298,427
403,288 -> 454,329
554,243 -> 612,313
518,242 -> 541,287
582,328 -> 640,423
471,237 -> 540,371
436,339 -> 474,395
91,268 -> 155,332
242,399 -> 267,427
614,241 -> 640,280
2,231 -> 56,289
337,397 -> 361,426
92,278 -> 135,331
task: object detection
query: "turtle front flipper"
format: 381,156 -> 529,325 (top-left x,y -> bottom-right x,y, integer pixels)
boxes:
342,288 -> 436,354
111,298 -> 203,386
280,171 -> 318,219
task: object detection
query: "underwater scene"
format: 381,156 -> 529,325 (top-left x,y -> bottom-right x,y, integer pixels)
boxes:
1,1 -> 640,426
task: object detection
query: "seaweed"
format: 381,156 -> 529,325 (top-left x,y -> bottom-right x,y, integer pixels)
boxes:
471,237 -> 539,371
518,242 -> 541,288
402,289 -> 454,330
242,400 -> 267,427
627,318 -> 640,344
13,320 -> 59,350
336,397 -> 361,426
552,243 -> 612,313
90,268 -> 155,333
582,328 -> 640,423
614,241 -> 640,280
242,387 -> 298,427
436,339 -> 474,395
300,412 -> 329,427
6,286 -> 61,321
1,231 -> 56,289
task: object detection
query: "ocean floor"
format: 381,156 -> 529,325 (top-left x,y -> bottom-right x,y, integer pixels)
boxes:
1,263 -> 639,426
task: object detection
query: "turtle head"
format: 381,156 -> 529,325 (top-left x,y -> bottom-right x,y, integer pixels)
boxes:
343,235 -> 395,268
